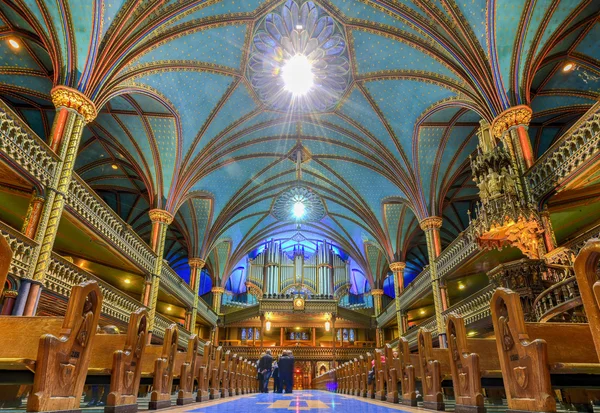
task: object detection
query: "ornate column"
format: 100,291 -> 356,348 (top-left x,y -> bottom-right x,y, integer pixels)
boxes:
188,258 -> 206,332
24,87 -> 96,316
331,315 -> 337,368
541,207 -> 557,252
259,313 -> 265,352
211,286 -> 224,315
389,262 -> 406,337
1,290 -> 18,315
420,216 -> 447,347
312,327 -> 316,346
21,192 -> 45,239
491,105 -> 534,170
372,288 -> 384,346
280,327 -> 285,346
146,208 -> 173,337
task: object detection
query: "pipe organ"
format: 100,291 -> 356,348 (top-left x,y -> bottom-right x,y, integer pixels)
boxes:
247,240 -> 349,296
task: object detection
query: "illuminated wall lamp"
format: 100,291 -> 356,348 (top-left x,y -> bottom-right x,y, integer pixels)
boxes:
265,320 -> 272,332
324,320 -> 331,332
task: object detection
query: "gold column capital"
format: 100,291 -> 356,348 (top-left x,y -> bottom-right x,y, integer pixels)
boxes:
419,216 -> 443,231
50,86 -> 97,123
389,262 -> 406,272
211,287 -> 225,294
371,289 -> 384,296
3,290 -> 18,299
491,105 -> 532,139
188,258 -> 206,269
148,208 -> 174,225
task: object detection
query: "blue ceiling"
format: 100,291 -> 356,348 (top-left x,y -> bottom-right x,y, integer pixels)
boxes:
0,0 -> 598,289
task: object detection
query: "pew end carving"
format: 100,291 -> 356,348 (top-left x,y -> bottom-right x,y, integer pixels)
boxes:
417,328 -> 445,411
385,344 -> 399,403
491,288 -> 555,413
149,324 -> 178,410
177,335 -> 200,405
197,341 -> 212,402
399,337 -> 417,406
574,239 -> 600,360
209,346 -> 223,399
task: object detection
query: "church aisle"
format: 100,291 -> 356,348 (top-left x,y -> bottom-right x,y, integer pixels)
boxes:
162,391 -> 420,413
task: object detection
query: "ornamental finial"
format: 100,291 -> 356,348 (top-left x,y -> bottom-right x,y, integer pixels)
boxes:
148,209 -> 174,225
490,105 -> 532,139
188,258 -> 206,269
389,262 -> 406,272
419,216 -> 443,231
50,86 -> 97,123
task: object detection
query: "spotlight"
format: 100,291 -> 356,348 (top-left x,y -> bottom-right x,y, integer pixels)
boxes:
111,164 -> 118,170
167,306 -> 172,311
458,283 -> 465,290
292,201 -> 306,219
467,331 -> 477,337
420,309 -> 426,315
282,54 -> 314,96
8,39 -> 19,49
124,279 -> 131,284
325,320 -> 331,332
265,320 -> 271,331
562,62 -> 575,72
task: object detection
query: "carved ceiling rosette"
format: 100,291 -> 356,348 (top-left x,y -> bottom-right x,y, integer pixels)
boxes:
248,0 -> 351,112
271,186 -> 326,222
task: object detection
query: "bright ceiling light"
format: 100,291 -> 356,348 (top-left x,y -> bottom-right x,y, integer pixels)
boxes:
265,320 -> 271,331
458,283 -> 465,290
324,320 -> 331,332
282,54 -> 314,96
167,306 -> 172,311
8,39 -> 19,49
562,62 -> 575,72
124,278 -> 131,284
111,163 -> 118,170
292,201 -> 306,219
420,309 -> 426,315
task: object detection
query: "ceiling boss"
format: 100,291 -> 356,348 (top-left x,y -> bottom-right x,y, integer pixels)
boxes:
248,0 -> 352,112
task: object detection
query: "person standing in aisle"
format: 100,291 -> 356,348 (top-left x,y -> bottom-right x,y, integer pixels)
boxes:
272,360 -> 281,393
258,350 -> 274,393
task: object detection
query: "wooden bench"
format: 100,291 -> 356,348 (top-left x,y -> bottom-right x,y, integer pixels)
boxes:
220,350 -> 231,397
0,280 -> 102,413
397,336 -> 417,406
443,287 -> 600,413
229,354 -> 240,396
87,308 -> 148,413
574,239 -> 600,360
356,355 -> 367,397
417,328 -> 451,410
196,341 -> 212,401
177,335 -> 201,405
209,346 -> 224,399
374,348 -> 387,400
383,344 -> 399,403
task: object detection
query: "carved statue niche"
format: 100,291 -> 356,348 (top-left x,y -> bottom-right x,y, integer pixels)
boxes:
500,167 -> 517,197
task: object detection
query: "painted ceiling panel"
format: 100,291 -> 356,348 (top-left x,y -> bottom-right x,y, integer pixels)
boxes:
328,0 -> 425,34
530,94 -> 595,114
0,42 -> 44,70
130,71 -> 235,151
135,24 -> 248,70
418,126 -> 445,208
364,79 -> 456,166
575,21 -> 600,59
147,116 -> 178,197
351,29 -> 459,80
0,74 -> 52,95
69,0 -> 97,78
533,0 -> 586,58
100,0 -> 127,36
454,0 -> 487,50
165,0 -> 268,27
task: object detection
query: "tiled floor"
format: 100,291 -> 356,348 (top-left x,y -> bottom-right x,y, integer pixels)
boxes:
164,391 -> 423,413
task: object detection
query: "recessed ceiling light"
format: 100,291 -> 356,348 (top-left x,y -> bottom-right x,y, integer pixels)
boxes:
562,62 -> 575,72
124,278 -> 131,284
282,54 -> 314,96
420,309 -> 426,315
467,331 -> 477,337
458,283 -> 465,290
167,306 -> 172,311
8,39 -> 19,49
111,164 -> 118,170
296,24 -> 303,30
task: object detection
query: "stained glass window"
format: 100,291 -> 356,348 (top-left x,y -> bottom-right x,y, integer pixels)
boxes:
241,328 -> 247,340
349,329 -> 355,342
336,329 -> 341,340
248,328 -> 253,340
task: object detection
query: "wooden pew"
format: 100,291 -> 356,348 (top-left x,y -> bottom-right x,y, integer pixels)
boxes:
374,349 -> 387,400
356,355 -> 367,397
351,358 -> 360,396
250,360 -> 258,392
366,352 -> 375,398
229,354 -> 240,396
209,346 -> 224,399
177,335 -> 201,405
196,341 -> 212,402
220,350 -> 231,397
384,344 -> 399,403
417,328 -> 451,410
0,280 -> 102,413
87,308 -> 149,413
574,239 -> 600,359
0,235 -> 10,296
398,337 -> 417,406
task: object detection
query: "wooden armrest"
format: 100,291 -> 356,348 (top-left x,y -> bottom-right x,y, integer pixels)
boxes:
550,363 -> 600,374
0,358 -> 36,372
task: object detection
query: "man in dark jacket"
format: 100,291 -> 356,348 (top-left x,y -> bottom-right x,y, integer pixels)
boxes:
278,350 -> 295,393
257,349 -> 274,393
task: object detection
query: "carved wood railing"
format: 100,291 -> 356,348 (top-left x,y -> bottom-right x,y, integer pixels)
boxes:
376,300 -> 397,327
220,345 -> 375,361
436,230 -> 478,278
528,102 -> 600,199
533,276 -> 585,322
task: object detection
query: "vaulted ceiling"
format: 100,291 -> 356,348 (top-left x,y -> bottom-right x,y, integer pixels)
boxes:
0,0 -> 598,290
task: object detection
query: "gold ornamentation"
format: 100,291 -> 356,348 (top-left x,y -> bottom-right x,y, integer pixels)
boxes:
491,105 -> 532,139
3,290 -> 18,299
188,258 -> 206,269
389,262 -> 406,272
419,216 -> 443,231
371,289 -> 384,296
293,297 -> 305,311
51,86 -> 97,123
148,209 -> 174,225
211,287 -> 225,294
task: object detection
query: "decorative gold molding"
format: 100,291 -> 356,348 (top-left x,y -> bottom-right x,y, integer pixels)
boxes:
148,208 -> 174,225
188,258 -> 206,269
211,287 -> 225,294
419,216 -> 443,231
3,290 -> 18,299
371,289 -> 384,296
50,86 -> 97,123
491,105 -> 532,139
389,262 -> 406,272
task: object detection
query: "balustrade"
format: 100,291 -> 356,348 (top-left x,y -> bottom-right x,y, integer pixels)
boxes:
533,276 -> 585,322
0,221 -> 37,278
219,345 -> 375,361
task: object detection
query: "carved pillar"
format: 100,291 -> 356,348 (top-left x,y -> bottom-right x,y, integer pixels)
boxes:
24,87 -> 96,316
260,314 -> 265,352
390,262 -> 406,337
211,286 -> 224,316
1,290 -> 18,315
540,207 -> 557,252
400,310 -> 409,334
188,258 -> 206,332
420,216 -> 447,347
146,209 -> 173,337
280,327 -> 285,346
372,289 -> 384,316
331,315 -> 336,368
312,327 -> 316,346
21,192 -> 44,239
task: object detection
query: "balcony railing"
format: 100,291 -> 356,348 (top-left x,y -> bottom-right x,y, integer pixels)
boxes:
219,345 -> 375,361
528,102 -> 600,199
376,300 -> 396,327
436,230 -> 478,278
533,276 -> 584,322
